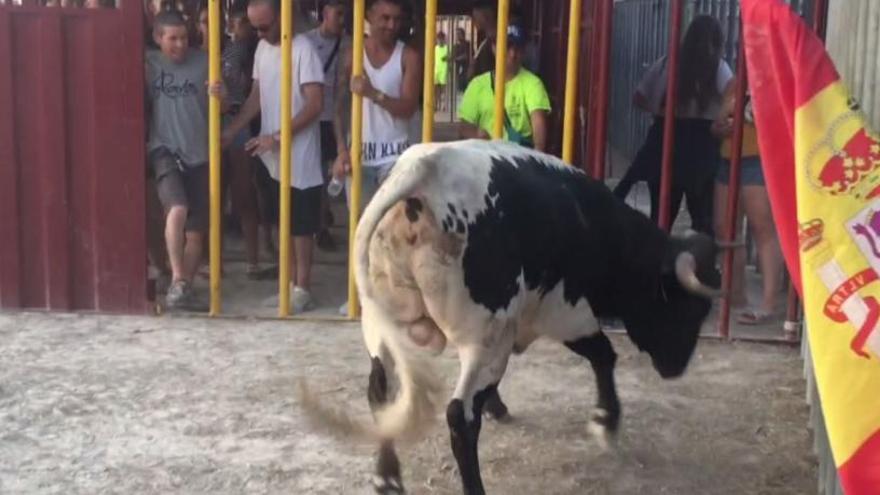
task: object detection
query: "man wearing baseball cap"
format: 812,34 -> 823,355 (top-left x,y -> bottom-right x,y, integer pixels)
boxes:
458,24 -> 551,151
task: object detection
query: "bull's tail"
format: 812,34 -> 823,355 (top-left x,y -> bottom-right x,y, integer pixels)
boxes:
297,144 -> 445,444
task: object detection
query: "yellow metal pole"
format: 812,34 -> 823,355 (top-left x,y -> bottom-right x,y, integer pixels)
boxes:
492,0 -> 510,139
561,0 -> 582,164
347,0 -> 366,319
278,0 -> 293,317
208,0 -> 222,315
422,0 -> 437,142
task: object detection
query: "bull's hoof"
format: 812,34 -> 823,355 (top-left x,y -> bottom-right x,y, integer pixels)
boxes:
483,392 -> 513,423
588,408 -> 619,450
372,475 -> 405,494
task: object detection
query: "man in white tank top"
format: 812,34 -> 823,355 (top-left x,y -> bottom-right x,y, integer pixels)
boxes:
330,0 -> 421,316
331,0 -> 422,210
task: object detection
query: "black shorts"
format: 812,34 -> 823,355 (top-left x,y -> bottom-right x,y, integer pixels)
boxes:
148,147 -> 209,232
319,121 -> 337,178
256,164 -> 322,236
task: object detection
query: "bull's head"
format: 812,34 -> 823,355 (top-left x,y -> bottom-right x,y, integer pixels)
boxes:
622,231 -> 722,379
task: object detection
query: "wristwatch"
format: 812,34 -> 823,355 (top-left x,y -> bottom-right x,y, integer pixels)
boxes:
372,90 -> 387,104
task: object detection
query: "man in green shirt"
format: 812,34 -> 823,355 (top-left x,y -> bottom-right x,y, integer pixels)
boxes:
458,24 -> 550,151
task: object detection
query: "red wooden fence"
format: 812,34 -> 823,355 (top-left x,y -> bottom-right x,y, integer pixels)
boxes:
0,3 -> 148,312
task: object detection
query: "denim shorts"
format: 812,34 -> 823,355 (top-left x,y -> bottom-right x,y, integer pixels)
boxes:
716,156 -> 764,186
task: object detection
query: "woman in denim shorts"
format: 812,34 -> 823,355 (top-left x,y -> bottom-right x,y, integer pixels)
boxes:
712,92 -> 784,325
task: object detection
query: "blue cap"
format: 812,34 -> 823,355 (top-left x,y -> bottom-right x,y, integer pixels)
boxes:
504,24 -> 527,47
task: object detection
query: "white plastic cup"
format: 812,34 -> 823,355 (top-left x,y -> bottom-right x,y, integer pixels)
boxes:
327,176 -> 344,197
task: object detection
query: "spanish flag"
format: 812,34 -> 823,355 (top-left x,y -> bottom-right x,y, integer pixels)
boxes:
741,0 -> 880,491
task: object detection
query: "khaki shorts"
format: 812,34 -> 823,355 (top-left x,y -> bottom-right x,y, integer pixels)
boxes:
149,147 -> 209,232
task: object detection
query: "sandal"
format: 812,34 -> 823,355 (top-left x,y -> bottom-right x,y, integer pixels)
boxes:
737,309 -> 772,325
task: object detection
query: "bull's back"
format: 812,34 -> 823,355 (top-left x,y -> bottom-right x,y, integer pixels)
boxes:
399,141 -> 631,317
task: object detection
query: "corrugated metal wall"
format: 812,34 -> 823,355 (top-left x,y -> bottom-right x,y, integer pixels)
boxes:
608,0 -> 813,168
803,326 -> 845,495
826,0 -> 880,131
0,4 -> 148,313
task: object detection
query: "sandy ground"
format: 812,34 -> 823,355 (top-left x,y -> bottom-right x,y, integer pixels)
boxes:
0,312 -> 815,494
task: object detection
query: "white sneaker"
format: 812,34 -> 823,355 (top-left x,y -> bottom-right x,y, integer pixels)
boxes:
292,286 -> 315,313
338,301 -> 349,316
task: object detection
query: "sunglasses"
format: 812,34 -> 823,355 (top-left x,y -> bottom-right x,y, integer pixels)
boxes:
254,22 -> 276,34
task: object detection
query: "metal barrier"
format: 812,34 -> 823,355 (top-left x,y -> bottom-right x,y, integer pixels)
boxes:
0,2 -> 148,313
208,0 -> 222,316
608,0 -> 814,165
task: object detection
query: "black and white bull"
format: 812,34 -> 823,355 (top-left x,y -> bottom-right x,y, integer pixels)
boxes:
300,140 -> 722,495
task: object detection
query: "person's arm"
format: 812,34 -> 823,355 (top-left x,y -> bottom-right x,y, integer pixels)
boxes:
222,81 -> 260,147
633,57 -> 664,114
350,45 -> 421,119
529,110 -> 548,152
525,77 -> 552,151
711,82 -> 737,138
331,46 -> 353,179
207,81 -> 232,115
458,121 -> 490,140
456,78 -> 489,140
334,45 -> 353,155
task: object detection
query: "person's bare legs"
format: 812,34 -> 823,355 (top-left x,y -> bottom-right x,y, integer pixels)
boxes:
742,185 -> 783,314
229,146 -> 260,267
182,231 -> 204,283
165,205 -> 188,282
147,178 -> 170,277
713,181 -> 748,307
293,235 -> 314,289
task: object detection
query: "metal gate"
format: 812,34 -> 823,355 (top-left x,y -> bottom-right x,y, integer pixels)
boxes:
608,0 -> 814,168
0,3 -> 148,312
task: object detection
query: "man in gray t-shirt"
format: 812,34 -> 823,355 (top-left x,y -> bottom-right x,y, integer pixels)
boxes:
145,11 -> 211,310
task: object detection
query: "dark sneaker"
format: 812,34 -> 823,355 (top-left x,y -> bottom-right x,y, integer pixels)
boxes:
165,280 -> 189,309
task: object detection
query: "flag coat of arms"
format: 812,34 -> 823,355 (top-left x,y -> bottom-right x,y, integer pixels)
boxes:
741,0 -> 880,491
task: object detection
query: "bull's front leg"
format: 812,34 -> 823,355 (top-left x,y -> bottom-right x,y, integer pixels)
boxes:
564,332 -> 621,447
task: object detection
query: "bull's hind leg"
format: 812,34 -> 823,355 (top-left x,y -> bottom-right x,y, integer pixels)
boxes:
564,332 -> 621,447
482,387 -> 511,422
367,353 -> 405,494
447,342 -> 514,495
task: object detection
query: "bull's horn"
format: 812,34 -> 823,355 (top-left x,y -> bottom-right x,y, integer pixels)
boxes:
675,252 -> 724,298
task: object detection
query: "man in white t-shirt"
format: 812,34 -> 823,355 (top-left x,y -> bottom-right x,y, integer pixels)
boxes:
222,0 -> 325,312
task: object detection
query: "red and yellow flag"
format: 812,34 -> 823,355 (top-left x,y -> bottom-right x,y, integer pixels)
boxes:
742,0 -> 880,491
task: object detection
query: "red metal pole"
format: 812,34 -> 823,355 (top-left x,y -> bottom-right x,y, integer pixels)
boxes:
590,0 -> 613,180
783,283 -> 801,341
812,0 -> 829,40
718,36 -> 749,340
657,0 -> 683,231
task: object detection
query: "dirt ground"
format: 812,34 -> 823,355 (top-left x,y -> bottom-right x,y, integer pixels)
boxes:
0,312 -> 815,494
